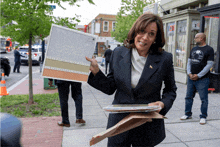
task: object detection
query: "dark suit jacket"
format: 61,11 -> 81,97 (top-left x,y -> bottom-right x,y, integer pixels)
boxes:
14,50 -> 24,63
88,46 -> 177,146
104,49 -> 112,62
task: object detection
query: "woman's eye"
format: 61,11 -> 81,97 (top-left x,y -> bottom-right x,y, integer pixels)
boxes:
149,32 -> 155,36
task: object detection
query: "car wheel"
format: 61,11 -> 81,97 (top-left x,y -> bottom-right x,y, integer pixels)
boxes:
0,68 -> 5,80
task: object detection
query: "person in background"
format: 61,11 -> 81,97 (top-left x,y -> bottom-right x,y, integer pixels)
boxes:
180,33 -> 214,125
86,13 -> 177,147
103,45 -> 112,74
48,79 -> 85,127
13,46 -> 25,73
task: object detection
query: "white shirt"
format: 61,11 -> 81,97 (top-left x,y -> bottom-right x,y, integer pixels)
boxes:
131,48 -> 147,88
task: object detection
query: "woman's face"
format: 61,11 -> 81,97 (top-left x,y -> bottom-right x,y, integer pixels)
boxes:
134,22 -> 157,56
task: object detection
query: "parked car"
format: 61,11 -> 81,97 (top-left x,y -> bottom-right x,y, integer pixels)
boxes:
19,45 -> 42,65
0,56 -> 11,80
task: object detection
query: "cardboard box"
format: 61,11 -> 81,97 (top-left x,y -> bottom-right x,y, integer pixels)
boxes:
90,112 -> 166,146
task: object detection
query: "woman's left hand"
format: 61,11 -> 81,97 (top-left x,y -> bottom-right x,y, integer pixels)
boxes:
148,101 -> 165,113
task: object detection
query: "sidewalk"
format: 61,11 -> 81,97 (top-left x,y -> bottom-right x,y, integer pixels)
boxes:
7,71 -> 220,147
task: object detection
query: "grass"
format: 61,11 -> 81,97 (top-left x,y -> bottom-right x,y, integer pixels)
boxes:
0,93 -> 61,118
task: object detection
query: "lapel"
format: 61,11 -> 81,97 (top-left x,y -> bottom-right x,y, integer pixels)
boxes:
118,47 -> 132,92
134,53 -> 161,90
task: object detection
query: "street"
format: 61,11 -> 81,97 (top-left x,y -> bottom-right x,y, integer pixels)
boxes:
1,51 -> 41,89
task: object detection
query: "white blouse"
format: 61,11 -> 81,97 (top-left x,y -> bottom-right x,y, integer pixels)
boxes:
131,48 -> 147,88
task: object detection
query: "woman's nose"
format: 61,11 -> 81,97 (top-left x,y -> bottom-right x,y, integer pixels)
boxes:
142,33 -> 148,40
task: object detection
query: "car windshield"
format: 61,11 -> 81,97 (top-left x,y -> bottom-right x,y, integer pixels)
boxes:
19,48 -> 38,52
32,49 -> 38,52
19,48 -> 29,52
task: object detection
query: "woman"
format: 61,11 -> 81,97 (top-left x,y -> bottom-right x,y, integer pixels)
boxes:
86,13 -> 177,147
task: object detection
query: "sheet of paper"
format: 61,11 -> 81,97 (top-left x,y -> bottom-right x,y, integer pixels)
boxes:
42,24 -> 97,82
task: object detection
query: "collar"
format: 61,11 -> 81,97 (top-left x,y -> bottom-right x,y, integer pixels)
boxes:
132,48 -> 147,62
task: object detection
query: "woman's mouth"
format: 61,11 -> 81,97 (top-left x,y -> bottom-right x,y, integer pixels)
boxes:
139,41 -> 147,46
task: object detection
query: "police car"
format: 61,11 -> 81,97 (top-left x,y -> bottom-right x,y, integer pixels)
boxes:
19,45 -> 42,65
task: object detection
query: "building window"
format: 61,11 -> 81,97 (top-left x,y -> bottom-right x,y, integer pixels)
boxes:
204,15 -> 219,73
95,23 -> 100,33
166,22 -> 175,53
176,20 -> 187,68
191,20 -> 200,50
112,21 -> 116,31
103,21 -> 109,32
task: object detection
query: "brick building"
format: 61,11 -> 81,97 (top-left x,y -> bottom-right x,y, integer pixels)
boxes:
86,14 -> 121,56
76,25 -> 85,32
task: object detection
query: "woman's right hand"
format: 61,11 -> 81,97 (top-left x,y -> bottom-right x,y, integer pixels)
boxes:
85,56 -> 100,76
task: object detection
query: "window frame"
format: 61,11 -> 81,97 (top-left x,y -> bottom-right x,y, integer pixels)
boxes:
103,21 -> 109,32
112,21 -> 116,32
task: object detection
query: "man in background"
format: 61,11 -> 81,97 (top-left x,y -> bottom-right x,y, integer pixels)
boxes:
48,79 -> 85,127
103,45 -> 112,74
13,46 -> 25,73
180,33 -> 214,125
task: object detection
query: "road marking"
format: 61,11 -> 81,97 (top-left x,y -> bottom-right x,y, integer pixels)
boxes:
7,74 -> 29,92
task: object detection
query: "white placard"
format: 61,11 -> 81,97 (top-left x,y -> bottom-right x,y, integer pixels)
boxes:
42,24 -> 97,82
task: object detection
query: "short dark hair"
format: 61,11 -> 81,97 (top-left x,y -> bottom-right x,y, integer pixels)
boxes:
124,13 -> 165,54
108,45 -> 111,48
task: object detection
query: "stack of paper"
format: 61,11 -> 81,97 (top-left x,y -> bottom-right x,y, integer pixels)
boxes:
103,104 -> 161,113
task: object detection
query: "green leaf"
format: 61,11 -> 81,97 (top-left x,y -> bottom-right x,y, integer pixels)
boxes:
87,0 -> 95,5
111,0 -> 155,42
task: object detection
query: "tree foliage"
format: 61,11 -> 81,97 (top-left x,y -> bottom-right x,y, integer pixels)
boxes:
111,0 -> 155,43
0,0 -> 94,45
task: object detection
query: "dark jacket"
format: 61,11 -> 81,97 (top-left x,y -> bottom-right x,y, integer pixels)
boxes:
104,49 -> 112,62
88,46 -> 177,146
14,50 -> 24,63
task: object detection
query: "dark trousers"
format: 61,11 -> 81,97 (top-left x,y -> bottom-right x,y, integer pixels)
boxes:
185,77 -> 209,118
13,62 -> 21,72
57,81 -> 83,124
105,61 -> 109,74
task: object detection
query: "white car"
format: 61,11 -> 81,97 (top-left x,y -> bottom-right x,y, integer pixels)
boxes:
95,57 -> 103,63
19,45 -> 42,65
95,56 -> 105,66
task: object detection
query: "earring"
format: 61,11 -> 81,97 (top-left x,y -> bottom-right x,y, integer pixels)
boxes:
154,42 -> 156,44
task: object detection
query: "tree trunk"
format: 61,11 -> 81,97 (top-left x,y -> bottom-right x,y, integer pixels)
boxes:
28,33 -> 34,105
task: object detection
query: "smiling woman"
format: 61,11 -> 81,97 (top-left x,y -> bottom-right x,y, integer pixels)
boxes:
134,22 -> 157,57
86,13 -> 177,147
124,13 -> 165,56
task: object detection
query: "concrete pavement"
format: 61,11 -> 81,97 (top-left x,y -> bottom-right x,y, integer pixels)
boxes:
6,68 -> 220,147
